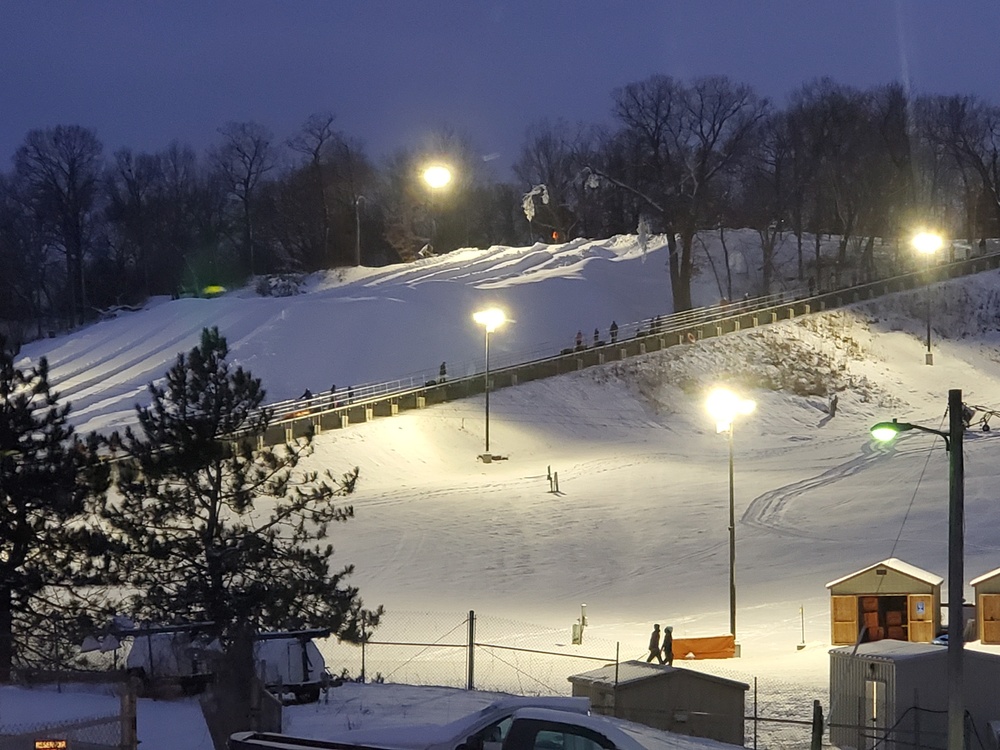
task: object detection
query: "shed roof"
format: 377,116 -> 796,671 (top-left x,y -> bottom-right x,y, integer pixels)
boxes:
970,567 -> 1000,586
825,557 -> 943,589
568,659 -> 748,691
829,640 -> 944,662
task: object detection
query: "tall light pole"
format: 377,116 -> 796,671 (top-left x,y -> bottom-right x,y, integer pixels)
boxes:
913,231 -> 943,365
354,195 -> 366,267
422,164 -> 452,255
871,388 -> 965,750
705,387 -> 756,642
473,307 -> 506,458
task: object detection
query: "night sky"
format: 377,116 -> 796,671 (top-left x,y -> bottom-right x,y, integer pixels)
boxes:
3,1 -> 999,179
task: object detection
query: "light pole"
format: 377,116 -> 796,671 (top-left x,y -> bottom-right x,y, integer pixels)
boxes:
354,195 -> 366,267
422,164 -> 452,255
705,387 -> 756,641
913,231 -> 943,365
871,388 -> 965,750
473,307 -> 506,458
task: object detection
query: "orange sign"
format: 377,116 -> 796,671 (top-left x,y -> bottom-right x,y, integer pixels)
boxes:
35,741 -> 68,750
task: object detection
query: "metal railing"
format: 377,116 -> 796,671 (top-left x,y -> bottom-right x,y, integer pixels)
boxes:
258,249 -> 1000,441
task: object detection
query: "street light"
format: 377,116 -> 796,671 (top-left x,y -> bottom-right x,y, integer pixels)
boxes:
913,231 -> 943,365
705,387 -> 756,641
422,164 -> 452,189
473,307 -> 506,458
870,388 -> 965,750
354,195 -> 367,267
420,164 -> 453,256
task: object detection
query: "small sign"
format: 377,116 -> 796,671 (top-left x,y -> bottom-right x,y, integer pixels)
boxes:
916,601 -> 926,616
35,741 -> 68,750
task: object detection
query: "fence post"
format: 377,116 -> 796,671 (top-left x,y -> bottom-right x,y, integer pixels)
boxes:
753,676 -> 758,750
121,677 -> 139,750
857,696 -> 864,750
361,638 -> 366,683
467,610 -> 476,690
810,699 -> 823,750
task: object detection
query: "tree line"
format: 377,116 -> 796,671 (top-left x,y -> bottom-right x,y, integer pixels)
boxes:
2,75 -> 999,335
0,328 -> 381,684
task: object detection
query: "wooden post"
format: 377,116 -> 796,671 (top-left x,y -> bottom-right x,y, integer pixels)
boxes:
121,678 -> 139,750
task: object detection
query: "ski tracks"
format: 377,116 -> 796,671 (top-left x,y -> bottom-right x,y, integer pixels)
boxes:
741,440 -> 909,539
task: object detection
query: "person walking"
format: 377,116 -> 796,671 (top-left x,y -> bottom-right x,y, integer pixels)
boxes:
575,330 -> 584,350
593,328 -> 599,346
439,361 -> 447,382
646,624 -> 664,664
610,320 -> 618,343
661,625 -> 674,666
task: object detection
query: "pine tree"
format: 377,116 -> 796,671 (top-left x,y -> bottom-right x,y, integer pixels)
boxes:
0,336 -> 108,681
108,327 -> 381,642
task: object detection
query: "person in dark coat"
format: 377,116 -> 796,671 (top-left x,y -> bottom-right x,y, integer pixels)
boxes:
575,330 -> 584,350
610,320 -> 618,343
646,624 -> 664,664
439,361 -> 447,382
661,625 -> 674,666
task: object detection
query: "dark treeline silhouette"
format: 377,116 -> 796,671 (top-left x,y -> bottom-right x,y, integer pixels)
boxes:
2,76 -> 998,342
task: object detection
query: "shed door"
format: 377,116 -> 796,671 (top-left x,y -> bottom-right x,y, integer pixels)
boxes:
981,594 -> 1000,644
831,595 -> 858,645
908,594 -> 934,642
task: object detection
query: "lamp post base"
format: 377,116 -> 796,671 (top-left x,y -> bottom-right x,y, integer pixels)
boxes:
926,352 -> 934,365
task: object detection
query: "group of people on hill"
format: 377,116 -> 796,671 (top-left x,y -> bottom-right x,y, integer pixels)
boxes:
299,384 -> 353,406
575,321 -> 619,351
646,623 -> 674,666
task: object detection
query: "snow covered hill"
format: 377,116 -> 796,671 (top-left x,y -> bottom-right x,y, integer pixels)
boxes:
11,230 -> 1000,749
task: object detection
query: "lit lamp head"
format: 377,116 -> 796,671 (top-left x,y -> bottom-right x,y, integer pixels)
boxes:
912,231 -> 943,256
706,387 -> 756,433
870,419 -> 915,443
423,164 -> 453,190
473,307 -> 506,334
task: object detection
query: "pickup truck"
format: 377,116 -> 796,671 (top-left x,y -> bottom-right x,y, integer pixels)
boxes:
230,702 -> 698,750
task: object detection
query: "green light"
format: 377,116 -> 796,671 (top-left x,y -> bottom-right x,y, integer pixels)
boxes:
870,422 -> 901,442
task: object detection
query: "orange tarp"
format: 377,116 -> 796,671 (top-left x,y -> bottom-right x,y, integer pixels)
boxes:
670,634 -> 736,660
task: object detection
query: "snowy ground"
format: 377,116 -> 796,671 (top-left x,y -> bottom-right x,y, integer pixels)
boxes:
9,230 -> 1000,748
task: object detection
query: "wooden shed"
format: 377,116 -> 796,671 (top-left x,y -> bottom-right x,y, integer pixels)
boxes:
970,567 -> 1000,644
568,659 -> 747,746
826,558 -> 942,645
829,640 -> 1000,750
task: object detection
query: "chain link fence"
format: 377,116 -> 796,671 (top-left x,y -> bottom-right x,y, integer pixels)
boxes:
0,713 -> 126,750
315,610 -> 832,750
315,610 -> 619,695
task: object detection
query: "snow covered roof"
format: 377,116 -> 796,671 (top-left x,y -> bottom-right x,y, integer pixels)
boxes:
825,557 -> 943,589
568,660 -> 748,690
970,567 -> 1000,586
829,640 -> 944,661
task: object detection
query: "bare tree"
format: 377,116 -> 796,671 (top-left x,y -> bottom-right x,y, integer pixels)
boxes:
105,148 -> 163,297
514,119 -> 594,242
14,126 -> 104,326
920,94 -> 1000,245
288,113 -> 338,266
213,122 -> 277,276
598,75 -> 767,310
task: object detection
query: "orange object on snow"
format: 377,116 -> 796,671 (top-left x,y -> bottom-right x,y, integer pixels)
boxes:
669,634 -> 736,660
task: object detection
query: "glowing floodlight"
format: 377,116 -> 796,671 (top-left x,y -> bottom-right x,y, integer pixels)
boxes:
422,164 -> 452,189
